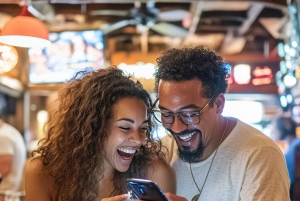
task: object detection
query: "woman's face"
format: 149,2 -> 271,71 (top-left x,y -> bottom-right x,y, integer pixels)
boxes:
104,97 -> 148,172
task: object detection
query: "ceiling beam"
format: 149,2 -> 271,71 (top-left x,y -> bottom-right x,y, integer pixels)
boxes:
238,2 -> 265,36
183,1 -> 203,44
219,2 -> 265,55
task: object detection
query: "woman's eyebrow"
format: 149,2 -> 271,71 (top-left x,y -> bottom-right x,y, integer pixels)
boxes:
116,119 -> 148,124
117,118 -> 134,123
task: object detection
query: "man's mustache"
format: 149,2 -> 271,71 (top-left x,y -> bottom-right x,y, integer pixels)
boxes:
167,128 -> 201,136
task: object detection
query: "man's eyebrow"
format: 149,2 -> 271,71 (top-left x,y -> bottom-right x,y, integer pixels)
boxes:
159,104 -> 200,111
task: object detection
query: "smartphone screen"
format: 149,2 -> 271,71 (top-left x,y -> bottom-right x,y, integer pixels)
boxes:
126,178 -> 168,201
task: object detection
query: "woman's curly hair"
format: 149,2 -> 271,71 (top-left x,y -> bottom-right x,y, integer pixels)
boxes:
33,66 -> 164,201
154,45 -> 231,103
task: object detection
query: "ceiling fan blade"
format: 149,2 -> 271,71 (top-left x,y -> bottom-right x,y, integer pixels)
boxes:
28,2 -> 55,23
90,10 -> 129,17
157,9 -> 190,22
151,22 -> 188,37
101,19 -> 136,35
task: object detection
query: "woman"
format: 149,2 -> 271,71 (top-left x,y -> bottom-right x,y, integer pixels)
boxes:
25,67 -> 175,201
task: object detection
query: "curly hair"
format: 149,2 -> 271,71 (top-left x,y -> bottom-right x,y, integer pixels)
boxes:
33,67 -> 164,201
154,45 -> 231,103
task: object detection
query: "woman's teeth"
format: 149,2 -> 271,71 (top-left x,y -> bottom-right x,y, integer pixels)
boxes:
179,132 -> 196,141
117,148 -> 136,154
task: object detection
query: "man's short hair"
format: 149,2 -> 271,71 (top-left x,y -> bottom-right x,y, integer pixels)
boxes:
154,45 -> 231,100
275,117 -> 297,140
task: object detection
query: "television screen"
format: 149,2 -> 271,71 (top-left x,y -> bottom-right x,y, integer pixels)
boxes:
28,30 -> 105,84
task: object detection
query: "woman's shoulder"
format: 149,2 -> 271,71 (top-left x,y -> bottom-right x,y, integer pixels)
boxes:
25,157 -> 56,201
26,156 -> 43,172
146,157 -> 176,193
25,156 -> 52,188
147,157 -> 172,172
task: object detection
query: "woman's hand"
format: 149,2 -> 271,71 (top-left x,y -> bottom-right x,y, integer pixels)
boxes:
101,194 -> 130,201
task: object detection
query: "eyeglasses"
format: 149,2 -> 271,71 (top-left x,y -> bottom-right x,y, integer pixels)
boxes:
152,97 -> 214,126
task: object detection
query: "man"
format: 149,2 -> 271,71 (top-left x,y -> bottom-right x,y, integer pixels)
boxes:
153,46 -> 290,201
272,116 -> 300,198
271,116 -> 298,146
0,108 -> 26,192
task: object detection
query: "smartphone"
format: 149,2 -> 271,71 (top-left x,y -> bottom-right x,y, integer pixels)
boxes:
126,178 -> 168,201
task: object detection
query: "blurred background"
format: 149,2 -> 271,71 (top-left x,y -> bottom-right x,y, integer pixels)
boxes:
0,0 -> 299,153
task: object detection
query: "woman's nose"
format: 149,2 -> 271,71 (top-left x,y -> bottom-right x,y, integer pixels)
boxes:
128,130 -> 145,144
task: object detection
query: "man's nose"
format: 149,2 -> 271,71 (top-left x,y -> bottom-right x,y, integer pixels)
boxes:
169,114 -> 187,133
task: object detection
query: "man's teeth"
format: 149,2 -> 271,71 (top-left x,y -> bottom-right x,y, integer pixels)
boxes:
117,148 -> 136,154
179,132 -> 196,141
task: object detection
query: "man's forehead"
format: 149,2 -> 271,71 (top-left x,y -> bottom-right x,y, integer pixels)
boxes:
158,79 -> 203,94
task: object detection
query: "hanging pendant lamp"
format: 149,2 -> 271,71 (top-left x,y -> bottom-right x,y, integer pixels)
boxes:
0,5 -> 51,48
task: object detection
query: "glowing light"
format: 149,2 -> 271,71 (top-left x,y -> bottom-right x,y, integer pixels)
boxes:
118,62 -> 156,79
233,64 -> 251,85
280,61 -> 287,74
280,95 -> 288,107
0,44 -> 18,74
37,110 -> 48,140
278,43 -> 285,57
283,73 -> 297,88
252,66 -> 273,85
222,101 -> 263,123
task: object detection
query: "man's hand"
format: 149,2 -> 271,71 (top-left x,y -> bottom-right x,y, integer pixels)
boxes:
164,193 -> 188,201
101,194 -> 130,201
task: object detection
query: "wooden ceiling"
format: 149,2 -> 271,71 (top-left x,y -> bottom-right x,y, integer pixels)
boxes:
0,0 -> 291,56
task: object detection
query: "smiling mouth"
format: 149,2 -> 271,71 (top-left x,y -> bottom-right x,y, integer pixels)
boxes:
177,131 -> 196,141
117,148 -> 137,158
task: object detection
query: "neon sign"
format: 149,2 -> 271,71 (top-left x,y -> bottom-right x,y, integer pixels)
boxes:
232,65 -> 274,86
252,66 -> 273,85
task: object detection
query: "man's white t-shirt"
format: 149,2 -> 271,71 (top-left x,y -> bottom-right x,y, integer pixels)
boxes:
0,122 -> 26,192
162,119 -> 290,201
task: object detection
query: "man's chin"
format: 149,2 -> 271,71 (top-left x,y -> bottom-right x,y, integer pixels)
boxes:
176,132 -> 204,163
168,129 -> 204,163
178,148 -> 204,163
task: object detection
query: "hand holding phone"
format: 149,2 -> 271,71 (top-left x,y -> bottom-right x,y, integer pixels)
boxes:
126,178 -> 168,201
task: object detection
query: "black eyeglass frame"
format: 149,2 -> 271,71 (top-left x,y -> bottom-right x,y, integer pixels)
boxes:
151,96 -> 214,126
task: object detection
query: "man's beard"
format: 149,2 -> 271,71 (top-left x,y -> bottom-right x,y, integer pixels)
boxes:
168,129 -> 205,163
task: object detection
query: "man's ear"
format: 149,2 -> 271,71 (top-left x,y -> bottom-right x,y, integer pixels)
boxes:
215,94 -> 225,114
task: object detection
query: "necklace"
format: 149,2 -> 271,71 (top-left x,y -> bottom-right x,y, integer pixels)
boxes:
190,117 -> 228,201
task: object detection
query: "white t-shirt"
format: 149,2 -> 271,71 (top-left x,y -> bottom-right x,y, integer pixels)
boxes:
0,122 -> 26,192
162,119 -> 290,201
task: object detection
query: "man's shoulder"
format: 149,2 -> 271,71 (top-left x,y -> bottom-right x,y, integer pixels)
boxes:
224,119 -> 283,159
0,123 -> 22,138
234,119 -> 278,147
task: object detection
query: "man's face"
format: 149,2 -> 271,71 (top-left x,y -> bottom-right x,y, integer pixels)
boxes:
157,79 -> 219,163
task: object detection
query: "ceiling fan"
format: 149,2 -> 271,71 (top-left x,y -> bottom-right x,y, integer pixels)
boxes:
28,1 -> 90,31
90,1 -> 190,53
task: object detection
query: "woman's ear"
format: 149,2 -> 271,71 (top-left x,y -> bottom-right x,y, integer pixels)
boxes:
215,94 -> 225,114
